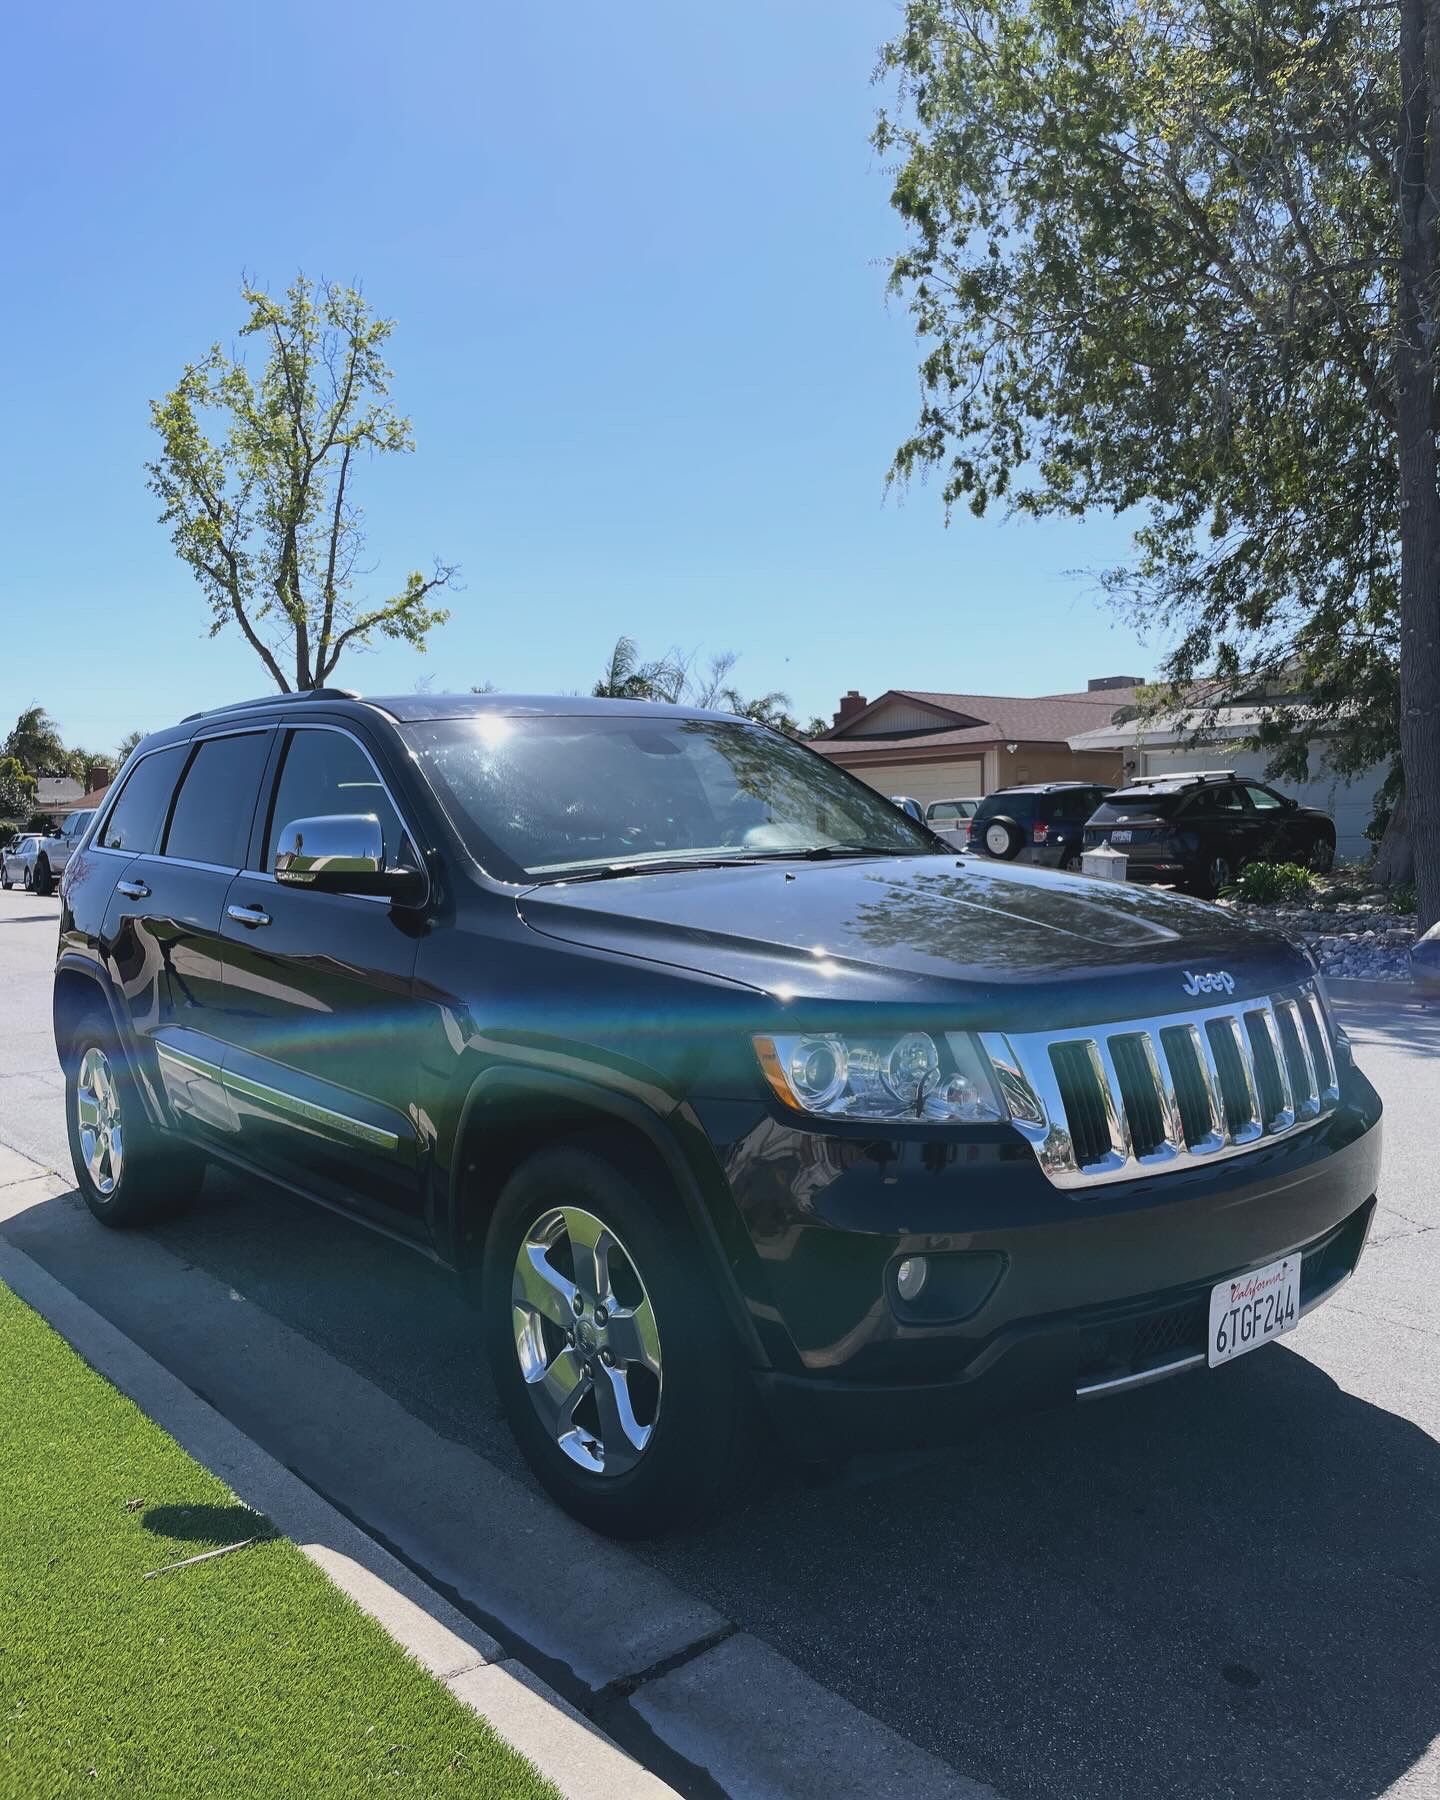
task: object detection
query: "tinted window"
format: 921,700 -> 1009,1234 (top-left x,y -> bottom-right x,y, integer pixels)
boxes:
1047,790 -> 1102,822
1090,791 -> 1184,823
265,729 -> 408,870
1245,784 -> 1284,812
164,734 -> 271,867
975,792 -> 1036,821
1207,786 -> 1247,814
64,810 -> 94,841
402,715 -> 934,876
99,748 -> 185,853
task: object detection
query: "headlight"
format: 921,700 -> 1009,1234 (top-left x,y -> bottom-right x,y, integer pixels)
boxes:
753,1030 -> 1006,1123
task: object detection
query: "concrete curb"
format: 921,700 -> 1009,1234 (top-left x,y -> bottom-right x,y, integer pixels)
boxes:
0,1144 -> 984,1799
1325,975 -> 1425,1005
0,1229 -> 677,1800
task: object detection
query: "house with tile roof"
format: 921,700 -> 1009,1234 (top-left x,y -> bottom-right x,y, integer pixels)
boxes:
807,677 -> 1143,809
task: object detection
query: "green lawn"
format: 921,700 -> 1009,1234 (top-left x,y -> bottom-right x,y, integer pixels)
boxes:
0,1282 -> 557,1799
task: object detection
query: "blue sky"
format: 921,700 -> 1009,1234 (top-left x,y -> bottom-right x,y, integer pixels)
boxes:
0,0 -> 1156,757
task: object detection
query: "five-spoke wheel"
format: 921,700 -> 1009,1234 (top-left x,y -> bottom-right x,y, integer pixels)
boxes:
75,1045 -> 124,1196
511,1204 -> 662,1477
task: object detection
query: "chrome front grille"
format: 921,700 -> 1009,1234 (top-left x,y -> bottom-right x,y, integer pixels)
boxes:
981,984 -> 1340,1189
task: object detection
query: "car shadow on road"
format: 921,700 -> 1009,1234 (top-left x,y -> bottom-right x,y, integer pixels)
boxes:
7,1166 -> 1437,1800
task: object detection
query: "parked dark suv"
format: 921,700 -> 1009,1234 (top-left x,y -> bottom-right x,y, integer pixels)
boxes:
54,693 -> 1381,1535
966,783 -> 1113,869
1083,772 -> 1338,897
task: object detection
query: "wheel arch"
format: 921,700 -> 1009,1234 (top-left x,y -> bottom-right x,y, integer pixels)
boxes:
52,959 -> 168,1129
446,1065 -> 769,1368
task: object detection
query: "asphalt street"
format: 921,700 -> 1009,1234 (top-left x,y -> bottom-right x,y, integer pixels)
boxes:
3,882 -> 1437,1799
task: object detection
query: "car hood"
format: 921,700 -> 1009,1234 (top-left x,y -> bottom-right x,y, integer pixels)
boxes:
516,854 -> 1313,1028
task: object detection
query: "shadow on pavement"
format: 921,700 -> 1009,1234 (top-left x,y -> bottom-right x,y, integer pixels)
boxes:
6,1165 -> 1437,1800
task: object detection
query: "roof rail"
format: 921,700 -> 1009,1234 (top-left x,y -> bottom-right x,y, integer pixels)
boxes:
1141,768 -> 1236,784
180,687 -> 361,724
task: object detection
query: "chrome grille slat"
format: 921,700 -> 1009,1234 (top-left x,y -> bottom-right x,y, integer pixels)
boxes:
987,983 -> 1339,1191
1278,999 -> 1321,1117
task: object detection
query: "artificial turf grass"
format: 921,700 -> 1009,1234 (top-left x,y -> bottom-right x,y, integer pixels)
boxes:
0,1282 -> 558,1798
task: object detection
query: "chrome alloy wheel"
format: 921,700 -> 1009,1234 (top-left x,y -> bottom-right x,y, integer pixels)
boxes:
511,1205 -> 662,1476
76,1046 -> 124,1197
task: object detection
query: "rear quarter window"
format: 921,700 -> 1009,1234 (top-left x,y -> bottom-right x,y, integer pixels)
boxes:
98,747 -> 186,853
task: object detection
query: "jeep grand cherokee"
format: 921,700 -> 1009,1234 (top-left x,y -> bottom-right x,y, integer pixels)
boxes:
54,691 -> 1382,1535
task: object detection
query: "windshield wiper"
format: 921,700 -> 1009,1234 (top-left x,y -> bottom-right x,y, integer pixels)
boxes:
531,855 -> 770,885
749,843 -> 932,861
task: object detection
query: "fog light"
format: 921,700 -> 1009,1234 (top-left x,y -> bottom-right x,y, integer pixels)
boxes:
895,1256 -> 929,1301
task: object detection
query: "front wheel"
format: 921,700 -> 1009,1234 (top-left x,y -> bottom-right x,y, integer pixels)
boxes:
1308,836 -> 1335,874
32,858 -> 52,897
65,1008 -> 203,1227
482,1145 -> 755,1537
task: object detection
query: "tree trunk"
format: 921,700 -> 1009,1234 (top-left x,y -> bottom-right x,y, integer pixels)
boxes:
1373,790 -> 1416,885
1395,0 -> 1440,931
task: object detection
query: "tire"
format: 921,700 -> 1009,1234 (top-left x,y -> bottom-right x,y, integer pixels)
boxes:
1308,835 -> 1335,874
64,1006 -> 203,1227
1058,844 -> 1081,872
981,817 -> 1025,860
482,1144 -> 756,1537
22,867 -> 33,892
1188,853 -> 1232,900
32,857 -> 52,897
1,873 -> 10,890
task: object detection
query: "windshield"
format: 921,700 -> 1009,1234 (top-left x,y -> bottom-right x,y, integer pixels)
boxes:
401,714 -> 938,877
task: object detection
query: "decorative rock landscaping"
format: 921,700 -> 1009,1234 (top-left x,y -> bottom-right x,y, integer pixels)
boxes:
1217,874 -> 1420,985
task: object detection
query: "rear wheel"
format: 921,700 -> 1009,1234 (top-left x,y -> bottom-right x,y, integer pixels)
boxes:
1308,835 -> 1335,874
22,866 -> 33,891
65,1007 -> 202,1227
32,857 -> 52,896
482,1145 -> 755,1537
1189,852 -> 1232,900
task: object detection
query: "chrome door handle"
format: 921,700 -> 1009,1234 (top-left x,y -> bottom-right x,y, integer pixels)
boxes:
227,903 -> 272,929
116,880 -> 150,900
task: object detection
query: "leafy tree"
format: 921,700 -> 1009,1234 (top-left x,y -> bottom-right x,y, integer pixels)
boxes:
592,635 -> 689,702
0,757 -> 36,821
875,0 -> 1440,925
115,730 -> 146,766
593,640 -> 821,738
3,706 -> 70,776
147,275 -> 456,694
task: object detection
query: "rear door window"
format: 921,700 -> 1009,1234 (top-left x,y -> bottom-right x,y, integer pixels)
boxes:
163,733 -> 271,868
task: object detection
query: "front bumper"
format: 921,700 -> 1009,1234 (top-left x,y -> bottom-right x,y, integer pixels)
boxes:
697,1061 -> 1382,1445
753,1195 -> 1374,1454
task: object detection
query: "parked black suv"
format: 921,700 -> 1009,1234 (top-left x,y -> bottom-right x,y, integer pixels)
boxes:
54,694 -> 1381,1535
966,783 -> 1113,869
1083,772 -> 1338,897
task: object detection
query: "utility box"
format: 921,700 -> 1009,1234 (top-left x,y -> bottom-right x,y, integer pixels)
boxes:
1081,843 -> 1129,883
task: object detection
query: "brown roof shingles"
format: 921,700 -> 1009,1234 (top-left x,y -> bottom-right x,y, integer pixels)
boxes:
811,686 -> 1139,754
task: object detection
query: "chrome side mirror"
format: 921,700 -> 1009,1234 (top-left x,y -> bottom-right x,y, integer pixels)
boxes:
273,813 -> 384,885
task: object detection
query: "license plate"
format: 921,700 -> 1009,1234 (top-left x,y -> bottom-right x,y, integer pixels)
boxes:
1110,829 -> 1132,844
1207,1255 -> 1300,1367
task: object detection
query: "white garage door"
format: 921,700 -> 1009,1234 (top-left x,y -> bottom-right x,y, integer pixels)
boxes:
847,760 -> 984,809
1137,747 -> 1386,861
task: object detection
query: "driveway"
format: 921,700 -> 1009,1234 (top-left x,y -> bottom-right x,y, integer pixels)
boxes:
3,884 -> 1438,1798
